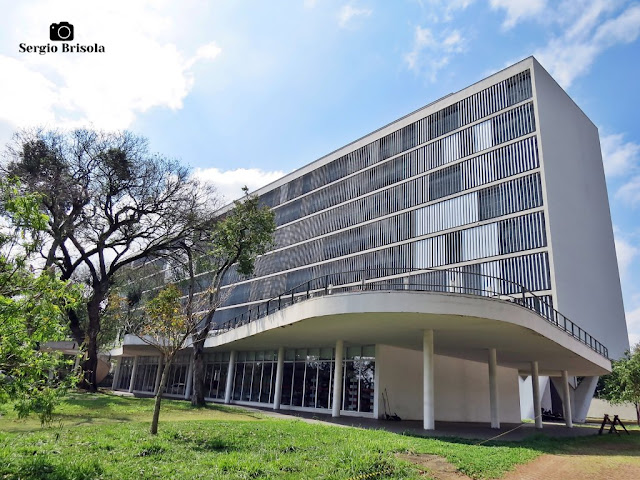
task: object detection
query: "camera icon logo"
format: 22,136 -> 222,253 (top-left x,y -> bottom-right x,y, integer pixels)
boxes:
50,22 -> 74,41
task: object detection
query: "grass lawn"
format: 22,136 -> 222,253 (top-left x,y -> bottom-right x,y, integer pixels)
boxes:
0,393 -> 638,480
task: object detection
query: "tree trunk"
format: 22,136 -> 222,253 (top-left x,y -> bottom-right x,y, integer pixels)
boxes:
80,283 -> 108,392
151,358 -> 172,435
190,333 -> 207,406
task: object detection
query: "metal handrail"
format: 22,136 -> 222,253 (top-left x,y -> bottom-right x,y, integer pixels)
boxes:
210,267 -> 609,359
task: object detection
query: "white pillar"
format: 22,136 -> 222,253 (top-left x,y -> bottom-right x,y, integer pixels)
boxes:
128,355 -> 139,393
332,340 -> 344,417
273,347 -> 285,409
423,330 -> 435,430
488,348 -> 500,429
184,355 -> 194,400
154,356 -> 163,395
224,351 -> 237,404
561,370 -> 573,428
531,361 -> 542,429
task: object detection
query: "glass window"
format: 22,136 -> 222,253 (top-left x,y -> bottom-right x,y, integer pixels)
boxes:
281,363 -> 293,406
303,361 -> 318,407
291,361 -> 305,406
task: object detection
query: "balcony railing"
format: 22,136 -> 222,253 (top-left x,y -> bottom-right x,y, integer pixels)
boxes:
210,268 -> 609,359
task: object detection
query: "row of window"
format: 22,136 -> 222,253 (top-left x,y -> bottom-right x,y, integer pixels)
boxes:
404,252 -> 551,298
116,346 -> 375,415
416,172 -> 542,236
258,70 -> 532,209
270,135 -> 539,258
273,102 -> 536,227
134,133 -> 539,294
270,137 -> 539,258
213,246 -> 551,325
248,196 -> 544,287
413,211 -> 547,268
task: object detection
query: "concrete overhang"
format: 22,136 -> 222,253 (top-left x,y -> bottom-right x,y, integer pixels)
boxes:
201,291 -> 611,376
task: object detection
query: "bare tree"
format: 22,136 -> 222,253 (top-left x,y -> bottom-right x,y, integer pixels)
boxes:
2,128 -> 217,391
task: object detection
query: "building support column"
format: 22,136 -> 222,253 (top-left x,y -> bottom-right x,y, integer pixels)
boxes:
184,355 -> 194,400
531,361 -> 542,429
332,340 -> 344,418
561,370 -> 573,428
423,330 -> 435,430
154,356 -> 163,396
224,351 -> 237,404
128,355 -> 139,393
488,348 -> 500,429
273,347 -> 285,409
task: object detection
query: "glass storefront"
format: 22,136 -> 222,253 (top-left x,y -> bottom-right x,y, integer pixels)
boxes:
164,354 -> 190,396
203,351 -> 230,400
117,345 -> 375,414
132,356 -> 159,393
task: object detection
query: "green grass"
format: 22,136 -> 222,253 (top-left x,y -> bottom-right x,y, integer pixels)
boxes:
0,393 -> 639,480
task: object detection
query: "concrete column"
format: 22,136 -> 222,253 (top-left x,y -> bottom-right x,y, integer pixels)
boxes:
423,330 -> 435,430
112,357 -> 122,390
531,361 -> 542,429
154,356 -> 163,395
573,375 -> 598,423
128,355 -> 139,393
332,340 -> 344,417
273,347 -> 285,409
184,355 -> 194,400
224,351 -> 237,404
488,348 -> 500,429
561,370 -> 573,428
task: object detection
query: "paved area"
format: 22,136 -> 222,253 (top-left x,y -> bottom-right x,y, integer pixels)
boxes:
245,406 -> 601,442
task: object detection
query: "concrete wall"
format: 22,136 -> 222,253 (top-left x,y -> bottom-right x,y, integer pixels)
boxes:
532,59 -> 629,359
519,375 -> 552,420
588,398 -> 639,423
376,344 -> 521,423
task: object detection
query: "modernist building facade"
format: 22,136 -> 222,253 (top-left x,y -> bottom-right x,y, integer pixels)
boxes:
111,57 -> 628,429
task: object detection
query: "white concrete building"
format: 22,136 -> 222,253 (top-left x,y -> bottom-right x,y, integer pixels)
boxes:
111,57 -> 628,429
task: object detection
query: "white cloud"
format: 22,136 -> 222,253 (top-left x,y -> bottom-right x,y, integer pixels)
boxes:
625,307 -> 640,349
419,0 -> 476,22
615,235 -> 639,280
601,133 -> 640,178
338,5 -> 373,28
0,1 -> 221,131
617,176 -> 640,206
193,167 -> 286,203
489,0 -> 547,29
304,0 -> 318,8
534,3 -> 640,87
404,26 -> 466,80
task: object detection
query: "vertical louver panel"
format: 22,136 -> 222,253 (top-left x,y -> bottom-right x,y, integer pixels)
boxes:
461,223 -> 499,261
416,192 -> 479,235
442,132 -> 461,164
413,236 -> 446,268
473,120 -> 493,152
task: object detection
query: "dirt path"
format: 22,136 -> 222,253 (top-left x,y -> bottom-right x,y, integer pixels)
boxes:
396,454 -> 473,480
502,453 -> 640,480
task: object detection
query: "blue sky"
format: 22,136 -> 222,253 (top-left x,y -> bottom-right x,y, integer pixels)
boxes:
1,0 -> 640,346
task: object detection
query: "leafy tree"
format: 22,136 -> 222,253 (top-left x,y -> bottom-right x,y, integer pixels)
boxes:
139,284 -> 197,434
189,188 -> 275,406
602,342 -> 640,425
3,129 -> 216,391
0,178 -> 80,423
